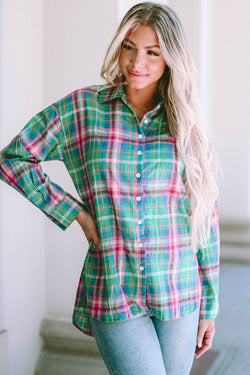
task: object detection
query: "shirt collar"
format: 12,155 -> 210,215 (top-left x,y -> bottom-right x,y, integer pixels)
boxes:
96,84 -> 126,104
96,84 -> 166,112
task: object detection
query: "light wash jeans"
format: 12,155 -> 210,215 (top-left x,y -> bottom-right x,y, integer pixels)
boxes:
89,307 -> 200,375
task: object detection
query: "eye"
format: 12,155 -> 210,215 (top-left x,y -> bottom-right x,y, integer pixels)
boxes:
122,43 -> 135,52
147,50 -> 160,57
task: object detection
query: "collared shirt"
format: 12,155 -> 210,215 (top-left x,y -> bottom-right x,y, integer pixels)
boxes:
0,84 -> 220,337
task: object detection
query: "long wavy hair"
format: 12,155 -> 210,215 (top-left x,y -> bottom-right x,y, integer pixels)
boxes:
101,2 -> 219,251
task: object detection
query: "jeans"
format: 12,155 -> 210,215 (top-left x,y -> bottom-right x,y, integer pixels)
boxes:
89,307 -> 200,375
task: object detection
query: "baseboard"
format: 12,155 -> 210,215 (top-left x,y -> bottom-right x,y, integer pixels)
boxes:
220,220 -> 250,245
219,220 -> 250,263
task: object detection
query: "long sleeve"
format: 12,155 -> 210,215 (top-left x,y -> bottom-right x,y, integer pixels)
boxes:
197,201 -> 220,319
0,103 -> 85,230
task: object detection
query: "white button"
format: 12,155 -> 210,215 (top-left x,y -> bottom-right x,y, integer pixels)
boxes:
156,104 -> 161,110
144,118 -> 149,124
138,219 -> 142,224
136,196 -> 141,201
139,242 -> 144,248
138,134 -> 143,139
137,150 -> 142,155
136,172 -> 141,178
139,265 -> 144,271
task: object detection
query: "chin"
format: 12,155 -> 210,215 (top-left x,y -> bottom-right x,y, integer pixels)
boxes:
127,81 -> 148,90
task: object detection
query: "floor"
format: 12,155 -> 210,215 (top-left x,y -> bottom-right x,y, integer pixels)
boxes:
190,259 -> 250,375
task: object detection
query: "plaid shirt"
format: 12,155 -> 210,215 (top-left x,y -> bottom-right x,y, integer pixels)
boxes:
0,84 -> 220,337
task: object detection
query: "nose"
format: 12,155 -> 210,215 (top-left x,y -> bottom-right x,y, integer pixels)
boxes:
130,50 -> 145,69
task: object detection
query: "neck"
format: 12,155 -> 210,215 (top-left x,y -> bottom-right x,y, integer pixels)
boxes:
125,85 -> 161,113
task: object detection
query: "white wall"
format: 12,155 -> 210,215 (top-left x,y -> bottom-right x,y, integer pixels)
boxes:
118,0 -> 169,21
42,0 -> 118,319
209,0 -> 250,224
0,1 -> 46,375
169,0 -> 208,120
169,0 -> 201,66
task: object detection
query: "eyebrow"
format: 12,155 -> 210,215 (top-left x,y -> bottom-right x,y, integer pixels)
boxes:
123,38 -> 160,49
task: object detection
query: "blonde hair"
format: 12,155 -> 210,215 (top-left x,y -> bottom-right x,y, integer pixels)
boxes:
101,2 -> 219,251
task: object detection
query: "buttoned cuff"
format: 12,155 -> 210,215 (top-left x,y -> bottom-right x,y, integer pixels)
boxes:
199,297 -> 219,320
43,194 -> 88,230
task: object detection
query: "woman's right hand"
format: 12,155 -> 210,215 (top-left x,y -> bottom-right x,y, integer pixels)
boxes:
75,209 -> 100,247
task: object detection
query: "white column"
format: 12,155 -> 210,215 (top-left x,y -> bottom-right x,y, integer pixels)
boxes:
0,1 -> 9,372
0,1 -> 46,374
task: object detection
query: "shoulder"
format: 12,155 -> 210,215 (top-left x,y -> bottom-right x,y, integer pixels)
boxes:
54,84 -> 121,111
54,84 -> 103,106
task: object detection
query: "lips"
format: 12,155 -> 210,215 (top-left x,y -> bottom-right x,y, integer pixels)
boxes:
127,70 -> 147,78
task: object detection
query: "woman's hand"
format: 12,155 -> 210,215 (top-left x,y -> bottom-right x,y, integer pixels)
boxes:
75,209 -> 100,247
195,319 -> 215,359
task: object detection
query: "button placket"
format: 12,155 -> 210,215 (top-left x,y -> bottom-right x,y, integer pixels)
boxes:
136,131 -> 146,279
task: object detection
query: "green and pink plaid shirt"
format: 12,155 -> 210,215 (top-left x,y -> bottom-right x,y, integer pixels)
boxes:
0,84 -> 220,337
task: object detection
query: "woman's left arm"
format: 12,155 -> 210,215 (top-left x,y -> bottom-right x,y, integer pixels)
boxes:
195,201 -> 220,358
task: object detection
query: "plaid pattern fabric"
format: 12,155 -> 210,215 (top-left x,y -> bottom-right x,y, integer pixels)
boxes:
0,84 -> 220,337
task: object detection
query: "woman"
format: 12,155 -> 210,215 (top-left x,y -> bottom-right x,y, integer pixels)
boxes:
0,2 -> 220,374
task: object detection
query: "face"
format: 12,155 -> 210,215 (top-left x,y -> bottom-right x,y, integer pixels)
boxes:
119,25 -> 166,93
